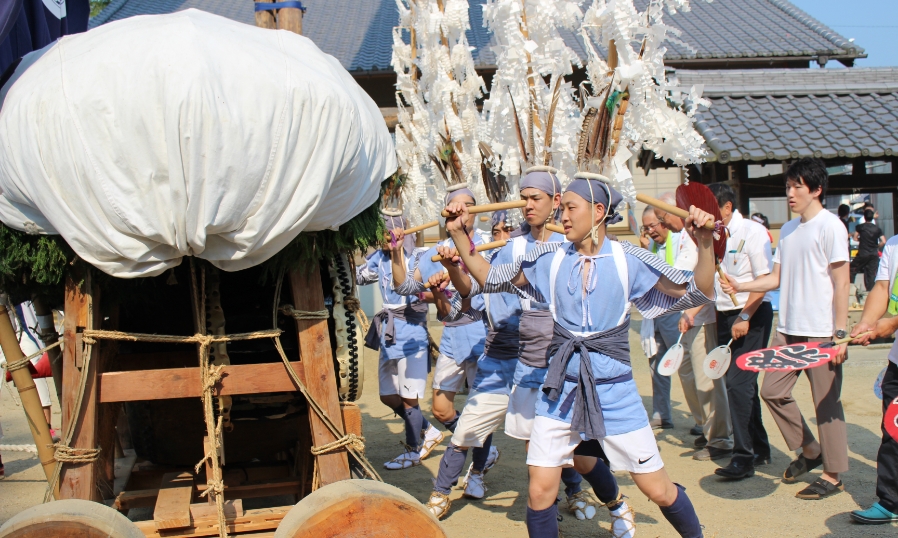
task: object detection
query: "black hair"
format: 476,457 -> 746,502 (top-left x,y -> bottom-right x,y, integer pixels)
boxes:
707,182 -> 737,212
864,209 -> 875,222
784,158 -> 827,200
751,213 -> 770,230
837,204 -> 850,218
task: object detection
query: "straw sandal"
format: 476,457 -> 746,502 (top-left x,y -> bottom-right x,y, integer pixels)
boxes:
566,490 -> 599,520
425,491 -> 452,519
606,494 -> 636,538
383,443 -> 422,470
418,425 -> 444,460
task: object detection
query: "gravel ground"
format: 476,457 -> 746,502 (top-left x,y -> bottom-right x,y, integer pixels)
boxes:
0,325 -> 894,537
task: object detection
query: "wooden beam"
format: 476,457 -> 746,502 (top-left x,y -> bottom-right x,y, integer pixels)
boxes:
99,361 -> 307,403
190,499 -> 244,521
60,271 -> 105,501
289,268 -> 350,486
135,506 -> 289,538
154,472 -> 195,530
115,478 -> 303,512
276,2 -> 303,35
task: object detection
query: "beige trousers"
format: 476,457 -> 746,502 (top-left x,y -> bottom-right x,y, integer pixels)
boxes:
760,332 -> 849,474
678,323 -> 733,450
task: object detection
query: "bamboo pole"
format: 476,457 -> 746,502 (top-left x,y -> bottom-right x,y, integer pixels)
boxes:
430,240 -> 507,262
403,220 -> 439,235
0,305 -> 59,498
441,200 -> 527,217
636,193 -> 738,306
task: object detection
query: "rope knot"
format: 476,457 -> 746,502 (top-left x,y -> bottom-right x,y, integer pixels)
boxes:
51,444 -> 101,463
279,305 -> 329,320
310,433 -> 366,455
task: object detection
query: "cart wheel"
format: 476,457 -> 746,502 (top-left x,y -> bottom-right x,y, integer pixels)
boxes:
274,480 -> 446,538
0,499 -> 144,537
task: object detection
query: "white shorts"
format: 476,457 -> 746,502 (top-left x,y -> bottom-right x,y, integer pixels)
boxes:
378,349 -> 428,399
450,391 -> 509,448
504,385 -> 539,440
432,353 -> 477,393
527,417 -> 663,474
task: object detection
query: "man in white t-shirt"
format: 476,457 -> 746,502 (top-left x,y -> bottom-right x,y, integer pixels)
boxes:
847,236 -> 898,524
721,158 -> 850,500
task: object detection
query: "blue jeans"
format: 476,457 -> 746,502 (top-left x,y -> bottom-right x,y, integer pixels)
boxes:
649,313 -> 681,424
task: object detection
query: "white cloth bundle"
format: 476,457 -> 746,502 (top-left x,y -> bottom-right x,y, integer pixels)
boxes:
0,9 -> 395,277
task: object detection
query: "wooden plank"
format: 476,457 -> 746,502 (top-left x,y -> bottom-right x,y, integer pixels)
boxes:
99,361 -> 306,403
59,271 -> 105,502
153,472 -> 195,530
289,269 -> 350,486
190,499 -> 244,521
135,506 -> 288,538
340,402 -> 362,438
115,478 -> 303,512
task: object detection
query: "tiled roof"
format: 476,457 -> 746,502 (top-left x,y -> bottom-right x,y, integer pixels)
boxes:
677,68 -> 898,163
91,0 -> 864,73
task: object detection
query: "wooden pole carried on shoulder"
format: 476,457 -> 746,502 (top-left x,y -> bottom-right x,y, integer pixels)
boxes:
430,240 -> 507,262
441,200 -> 527,218
636,193 -> 739,306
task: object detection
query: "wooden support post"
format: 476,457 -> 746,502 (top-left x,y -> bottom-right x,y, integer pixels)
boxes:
277,2 -> 303,35
253,0 -> 276,29
59,271 -> 104,501
289,268 -> 350,486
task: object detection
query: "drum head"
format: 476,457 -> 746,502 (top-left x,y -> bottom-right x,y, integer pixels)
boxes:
703,345 -> 732,380
657,344 -> 684,376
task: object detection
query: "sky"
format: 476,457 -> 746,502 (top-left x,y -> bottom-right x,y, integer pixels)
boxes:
790,0 -> 898,67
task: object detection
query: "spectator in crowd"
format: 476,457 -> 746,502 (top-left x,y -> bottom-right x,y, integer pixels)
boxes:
838,204 -> 851,231
708,183 -> 773,479
851,209 -> 886,303
490,210 -> 512,242
721,158 -> 850,500
848,233 -> 898,524
644,194 -> 698,430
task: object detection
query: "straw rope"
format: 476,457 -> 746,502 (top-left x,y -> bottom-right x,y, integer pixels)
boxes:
310,433 -> 366,455
50,444 -> 100,463
0,444 -> 37,453
2,339 -> 62,408
278,305 -> 329,320
45,261 -> 382,536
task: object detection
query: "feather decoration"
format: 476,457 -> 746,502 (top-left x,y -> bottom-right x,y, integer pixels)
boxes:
507,87 -> 530,166
577,0 -> 712,207
543,76 -> 562,166
391,0 -> 488,224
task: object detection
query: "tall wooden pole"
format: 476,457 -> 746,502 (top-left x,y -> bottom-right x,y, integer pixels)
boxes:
0,305 -> 59,498
255,0 -> 304,35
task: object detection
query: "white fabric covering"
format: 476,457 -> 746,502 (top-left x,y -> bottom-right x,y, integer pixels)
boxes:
0,10 -> 395,277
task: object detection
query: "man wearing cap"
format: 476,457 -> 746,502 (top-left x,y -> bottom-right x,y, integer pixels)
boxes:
357,209 -> 440,471
441,176 -> 714,538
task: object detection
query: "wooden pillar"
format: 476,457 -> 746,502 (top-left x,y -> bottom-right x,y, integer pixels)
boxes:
59,270 -> 105,501
254,0 -> 276,29
255,0 -> 304,35
289,267 -> 350,486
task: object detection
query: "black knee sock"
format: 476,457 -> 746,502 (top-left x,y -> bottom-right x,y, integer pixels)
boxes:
441,411 -> 460,433
401,405 -> 424,449
561,467 -> 582,498
526,503 -> 559,538
471,434 -> 493,471
582,460 -> 621,509
434,445 -> 468,494
659,484 -> 703,538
